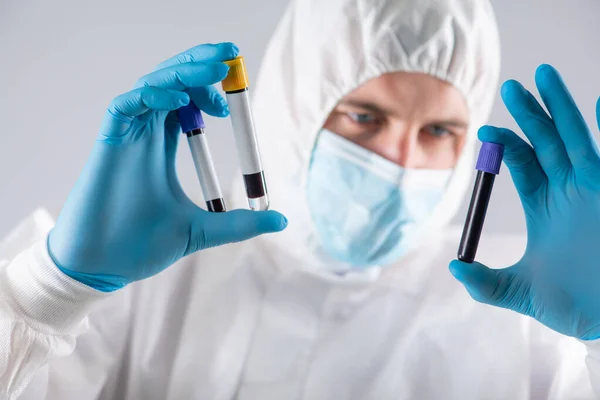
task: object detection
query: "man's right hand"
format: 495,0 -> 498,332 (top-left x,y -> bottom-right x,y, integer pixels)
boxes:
48,42 -> 287,292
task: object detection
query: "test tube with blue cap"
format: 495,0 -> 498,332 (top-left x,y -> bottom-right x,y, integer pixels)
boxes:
177,102 -> 226,212
458,141 -> 505,263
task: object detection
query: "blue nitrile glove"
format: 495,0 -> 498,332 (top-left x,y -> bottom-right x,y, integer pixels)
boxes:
449,64 -> 600,340
48,43 -> 287,292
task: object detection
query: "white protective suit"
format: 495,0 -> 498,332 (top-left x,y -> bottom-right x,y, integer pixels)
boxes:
3,0 -> 600,399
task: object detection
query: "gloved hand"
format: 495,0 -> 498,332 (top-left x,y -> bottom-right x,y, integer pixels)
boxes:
450,64 -> 600,340
48,43 -> 287,292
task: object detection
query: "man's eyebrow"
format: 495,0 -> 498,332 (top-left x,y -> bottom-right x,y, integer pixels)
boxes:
427,119 -> 469,129
338,99 -> 392,115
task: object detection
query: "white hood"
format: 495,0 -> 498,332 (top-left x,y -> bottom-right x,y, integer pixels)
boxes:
230,0 -> 501,268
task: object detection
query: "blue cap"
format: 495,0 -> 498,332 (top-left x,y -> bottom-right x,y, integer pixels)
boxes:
177,102 -> 205,133
475,142 -> 504,175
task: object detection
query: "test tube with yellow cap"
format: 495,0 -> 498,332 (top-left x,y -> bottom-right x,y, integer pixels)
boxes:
221,56 -> 269,211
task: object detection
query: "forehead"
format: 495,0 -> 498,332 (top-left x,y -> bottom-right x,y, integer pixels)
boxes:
341,71 -> 470,121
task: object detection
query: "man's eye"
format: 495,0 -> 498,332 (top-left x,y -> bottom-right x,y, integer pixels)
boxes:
347,112 -> 378,124
424,125 -> 452,138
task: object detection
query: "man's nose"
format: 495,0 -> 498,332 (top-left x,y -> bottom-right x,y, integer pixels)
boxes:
376,127 -> 420,168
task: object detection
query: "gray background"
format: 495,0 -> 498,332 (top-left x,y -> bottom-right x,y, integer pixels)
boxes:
1,0 -> 599,238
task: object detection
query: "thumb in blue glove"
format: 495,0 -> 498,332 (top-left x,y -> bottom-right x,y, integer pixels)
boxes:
450,64 -> 600,340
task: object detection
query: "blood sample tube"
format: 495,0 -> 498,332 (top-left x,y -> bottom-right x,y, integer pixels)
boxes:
177,102 -> 226,212
457,142 -> 504,263
221,56 -> 269,211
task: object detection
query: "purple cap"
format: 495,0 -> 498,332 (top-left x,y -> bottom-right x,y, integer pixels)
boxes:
177,102 -> 205,133
475,142 -> 504,175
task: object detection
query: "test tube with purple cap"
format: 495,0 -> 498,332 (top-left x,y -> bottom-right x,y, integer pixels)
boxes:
457,142 -> 505,263
177,102 -> 226,212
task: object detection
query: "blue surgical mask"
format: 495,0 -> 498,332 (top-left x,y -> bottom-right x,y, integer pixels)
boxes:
306,129 -> 452,268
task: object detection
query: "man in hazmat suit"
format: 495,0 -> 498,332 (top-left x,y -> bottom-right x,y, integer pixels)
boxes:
4,0 -> 600,398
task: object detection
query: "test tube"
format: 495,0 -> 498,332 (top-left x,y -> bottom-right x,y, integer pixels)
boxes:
221,56 -> 269,211
177,102 -> 226,212
457,142 -> 504,263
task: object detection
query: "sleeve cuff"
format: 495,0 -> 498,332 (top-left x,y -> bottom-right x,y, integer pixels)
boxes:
0,240 -> 112,334
582,338 -> 600,384
583,338 -> 600,355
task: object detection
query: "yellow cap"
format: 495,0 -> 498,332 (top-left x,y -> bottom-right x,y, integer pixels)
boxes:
221,56 -> 250,92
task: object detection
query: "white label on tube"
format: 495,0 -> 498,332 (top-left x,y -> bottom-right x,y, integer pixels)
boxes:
226,91 -> 263,175
187,134 -> 223,201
